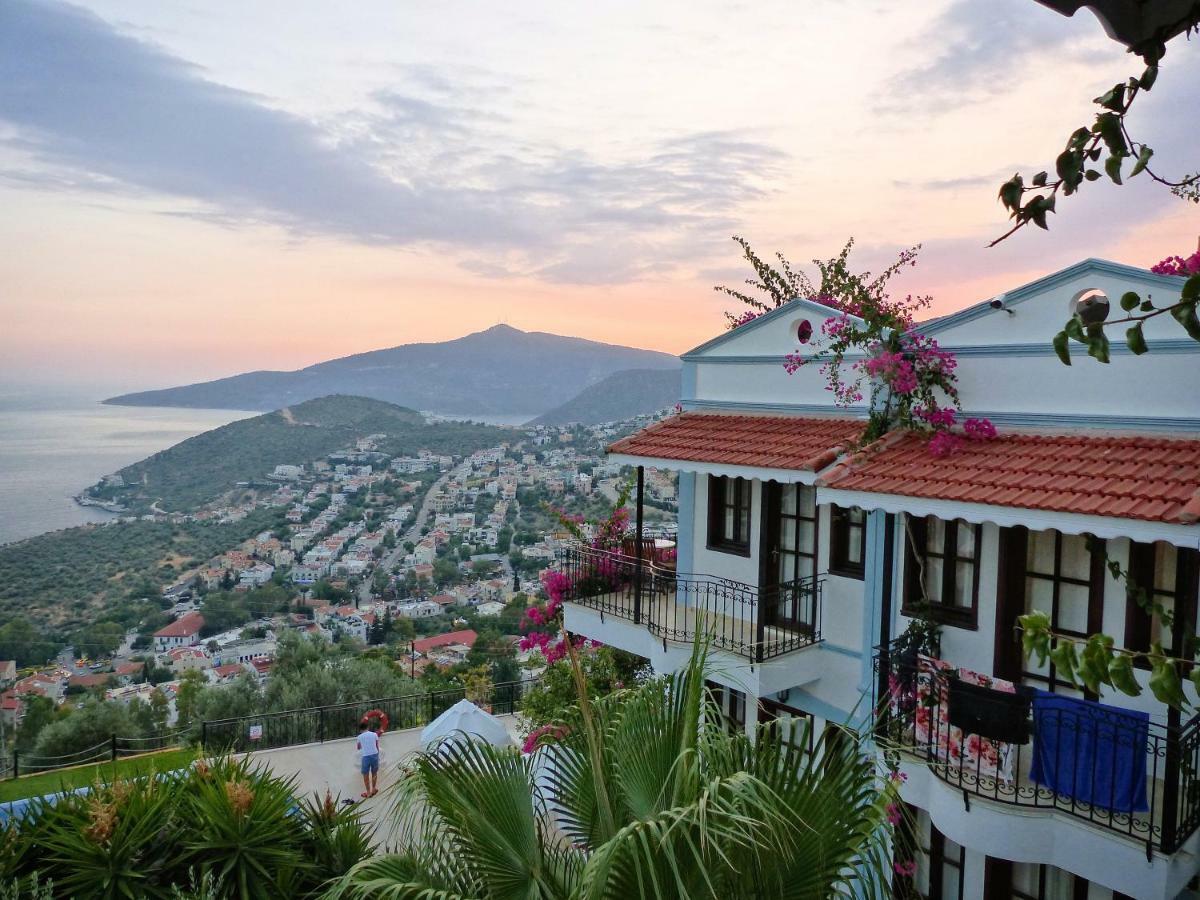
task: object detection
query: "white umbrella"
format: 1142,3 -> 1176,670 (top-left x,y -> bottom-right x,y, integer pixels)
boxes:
420,699 -> 516,751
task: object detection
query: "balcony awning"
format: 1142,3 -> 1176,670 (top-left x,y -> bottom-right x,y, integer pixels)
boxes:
818,430 -> 1200,547
606,412 -> 864,484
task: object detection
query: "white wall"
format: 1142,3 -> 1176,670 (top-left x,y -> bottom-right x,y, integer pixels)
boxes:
690,475 -> 762,585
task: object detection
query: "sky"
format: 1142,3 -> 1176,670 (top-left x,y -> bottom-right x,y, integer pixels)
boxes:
1,0 -> 1197,393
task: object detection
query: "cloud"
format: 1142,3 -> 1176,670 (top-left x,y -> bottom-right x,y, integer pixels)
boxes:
884,0 -> 1112,111
0,0 -> 784,284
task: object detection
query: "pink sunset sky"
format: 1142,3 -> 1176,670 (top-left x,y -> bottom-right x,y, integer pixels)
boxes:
1,0 -> 1197,392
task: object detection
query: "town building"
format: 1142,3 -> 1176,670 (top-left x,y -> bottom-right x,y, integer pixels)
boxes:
153,612 -> 205,651
561,259 -> 1200,899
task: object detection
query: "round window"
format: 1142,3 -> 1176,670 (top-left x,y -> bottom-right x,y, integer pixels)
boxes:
797,319 -> 813,343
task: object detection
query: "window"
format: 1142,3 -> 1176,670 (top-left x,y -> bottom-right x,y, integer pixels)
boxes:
902,516 -> 981,628
707,475 -> 751,555
829,504 -> 867,578
1022,530 -> 1102,692
1125,542 -> 1199,668
915,816 -> 965,900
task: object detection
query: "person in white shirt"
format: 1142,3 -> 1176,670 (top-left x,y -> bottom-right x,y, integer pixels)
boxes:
357,720 -> 380,797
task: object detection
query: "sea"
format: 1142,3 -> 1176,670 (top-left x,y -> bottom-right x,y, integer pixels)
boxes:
0,385 -> 255,546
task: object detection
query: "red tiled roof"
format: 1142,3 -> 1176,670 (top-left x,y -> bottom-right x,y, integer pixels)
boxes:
819,431 -> 1200,524
154,612 -> 205,638
413,629 -> 478,654
607,412 -> 864,472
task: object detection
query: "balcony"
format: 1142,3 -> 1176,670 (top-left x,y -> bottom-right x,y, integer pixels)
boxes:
872,640 -> 1200,857
557,544 -> 823,662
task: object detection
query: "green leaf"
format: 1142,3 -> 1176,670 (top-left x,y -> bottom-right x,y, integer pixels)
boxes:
1105,154 -> 1123,185
1065,316 -> 1086,343
1120,291 -> 1140,311
1069,126 -> 1092,148
998,175 -> 1023,212
1096,84 -> 1127,111
1110,654 -> 1142,697
1140,65 -> 1159,90
1049,640 -> 1079,687
1148,644 -> 1186,708
1019,612 -> 1052,666
1126,323 -> 1148,355
1032,171 -> 1049,187
1140,300 -> 1156,312
1085,169 -> 1102,181
1171,301 -> 1200,342
1086,328 -> 1111,364
1052,330 -> 1072,365
1130,145 -> 1153,177
1079,634 -> 1115,695
1183,274 -> 1200,301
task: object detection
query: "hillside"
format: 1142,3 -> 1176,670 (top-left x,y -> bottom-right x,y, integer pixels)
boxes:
90,395 -> 508,513
529,368 -> 681,425
104,324 -> 680,415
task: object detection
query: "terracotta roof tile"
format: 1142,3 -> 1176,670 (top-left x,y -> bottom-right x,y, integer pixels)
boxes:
819,431 -> 1200,526
606,412 -> 864,473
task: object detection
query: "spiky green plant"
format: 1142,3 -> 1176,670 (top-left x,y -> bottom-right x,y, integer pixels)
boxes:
172,756 -> 311,899
326,642 -> 899,899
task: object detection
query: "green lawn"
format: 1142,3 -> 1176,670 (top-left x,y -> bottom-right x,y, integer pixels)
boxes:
0,747 -> 197,803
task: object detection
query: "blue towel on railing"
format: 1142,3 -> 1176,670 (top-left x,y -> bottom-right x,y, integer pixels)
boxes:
1030,690 -> 1149,813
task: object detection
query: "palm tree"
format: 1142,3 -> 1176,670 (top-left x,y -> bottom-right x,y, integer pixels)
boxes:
325,643 -> 900,899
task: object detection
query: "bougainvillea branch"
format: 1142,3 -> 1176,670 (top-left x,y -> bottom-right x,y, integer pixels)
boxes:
718,237 -> 994,454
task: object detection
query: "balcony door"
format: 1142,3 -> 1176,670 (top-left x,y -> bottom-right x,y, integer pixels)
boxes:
760,482 -> 817,632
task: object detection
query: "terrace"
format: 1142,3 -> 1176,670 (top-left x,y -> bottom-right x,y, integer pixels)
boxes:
558,544 -> 823,662
872,639 -> 1200,857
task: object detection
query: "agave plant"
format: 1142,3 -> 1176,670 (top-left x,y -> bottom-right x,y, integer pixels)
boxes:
327,643 -> 900,899
17,772 -> 181,899
173,756 -> 312,899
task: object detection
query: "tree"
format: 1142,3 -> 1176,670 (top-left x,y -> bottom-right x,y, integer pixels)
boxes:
199,592 -> 250,636
14,694 -> 59,752
327,644 -> 901,899
174,668 -> 208,732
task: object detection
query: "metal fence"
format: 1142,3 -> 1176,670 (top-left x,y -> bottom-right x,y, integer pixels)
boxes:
3,727 -> 197,780
873,641 -> 1200,856
2,680 -> 538,780
200,678 -> 538,754
558,544 -> 822,661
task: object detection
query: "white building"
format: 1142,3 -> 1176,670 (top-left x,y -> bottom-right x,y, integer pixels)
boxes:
396,600 -> 441,619
563,259 -> 1200,899
270,464 -> 304,481
238,563 -> 275,587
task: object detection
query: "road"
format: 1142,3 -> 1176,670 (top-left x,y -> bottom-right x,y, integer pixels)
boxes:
356,462 -> 470,605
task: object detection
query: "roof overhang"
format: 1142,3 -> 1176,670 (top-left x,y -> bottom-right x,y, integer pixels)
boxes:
607,453 -> 820,485
818,487 -> 1200,550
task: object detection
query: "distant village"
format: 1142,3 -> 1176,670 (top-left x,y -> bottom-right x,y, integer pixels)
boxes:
1,413 -> 677,731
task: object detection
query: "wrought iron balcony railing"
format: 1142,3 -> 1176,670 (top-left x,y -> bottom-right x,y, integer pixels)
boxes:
557,544 -> 822,662
872,639 -> 1200,857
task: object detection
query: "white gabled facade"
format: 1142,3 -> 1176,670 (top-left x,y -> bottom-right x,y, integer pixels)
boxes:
563,259 -> 1200,900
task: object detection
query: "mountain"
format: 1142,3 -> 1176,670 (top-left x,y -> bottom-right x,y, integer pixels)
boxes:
529,368 -> 680,425
104,325 -> 680,416
88,395 -> 507,513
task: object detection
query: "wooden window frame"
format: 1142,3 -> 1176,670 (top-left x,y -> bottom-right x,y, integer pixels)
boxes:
829,504 -> 867,579
707,475 -> 751,556
1021,530 -> 1104,693
1124,542 -> 1199,670
901,515 -> 981,630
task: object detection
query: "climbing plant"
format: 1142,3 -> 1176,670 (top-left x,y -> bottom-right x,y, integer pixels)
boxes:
716,237 -> 995,452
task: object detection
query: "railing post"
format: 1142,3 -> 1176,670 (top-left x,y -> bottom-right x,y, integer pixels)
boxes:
1162,706 -> 1182,852
319,706 -> 326,743
111,733 -> 118,763
755,587 -> 766,663
11,750 -> 17,780
634,466 -> 644,625
874,646 -> 891,743
200,720 -> 207,751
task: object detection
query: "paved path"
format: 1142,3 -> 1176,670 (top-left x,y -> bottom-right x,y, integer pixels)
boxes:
244,715 -> 522,847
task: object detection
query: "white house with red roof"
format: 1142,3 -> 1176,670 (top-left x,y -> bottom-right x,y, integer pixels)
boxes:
154,612 -> 205,651
166,646 -> 211,673
563,259 -> 1200,899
